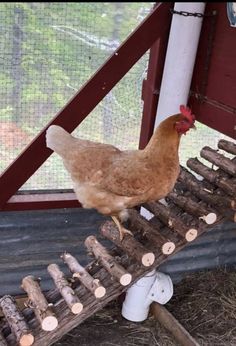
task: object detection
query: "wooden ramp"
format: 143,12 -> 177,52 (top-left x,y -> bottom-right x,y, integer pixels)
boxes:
0,139 -> 235,346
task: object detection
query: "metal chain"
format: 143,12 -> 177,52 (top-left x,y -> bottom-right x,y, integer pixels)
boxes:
170,9 -> 205,18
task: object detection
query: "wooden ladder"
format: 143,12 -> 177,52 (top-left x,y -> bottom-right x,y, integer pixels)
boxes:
0,139 -> 235,346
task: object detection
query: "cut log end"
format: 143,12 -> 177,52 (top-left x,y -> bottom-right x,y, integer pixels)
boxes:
200,212 -> 217,225
162,242 -> 176,255
71,302 -> 83,315
94,286 -> 106,298
41,316 -> 58,331
142,252 -> 155,267
119,273 -> 132,286
185,229 -> 198,242
19,334 -> 35,346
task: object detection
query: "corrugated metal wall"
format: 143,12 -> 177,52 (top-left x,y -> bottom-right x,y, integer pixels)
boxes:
0,208 -> 235,296
159,222 -> 236,282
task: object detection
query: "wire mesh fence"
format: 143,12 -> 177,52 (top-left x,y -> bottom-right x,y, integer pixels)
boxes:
0,2 -> 153,190
0,2 -> 234,192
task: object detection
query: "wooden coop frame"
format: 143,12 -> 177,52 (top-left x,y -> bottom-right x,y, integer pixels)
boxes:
0,2 -> 235,346
0,2 -> 172,212
0,2 -> 235,211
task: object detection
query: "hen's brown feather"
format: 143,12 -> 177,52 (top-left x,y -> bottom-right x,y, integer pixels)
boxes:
46,111 -> 195,216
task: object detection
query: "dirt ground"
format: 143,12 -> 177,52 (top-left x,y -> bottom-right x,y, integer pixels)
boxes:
54,267 -> 236,346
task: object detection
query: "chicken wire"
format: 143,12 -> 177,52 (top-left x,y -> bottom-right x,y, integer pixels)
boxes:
0,2 -> 234,191
0,2 -> 153,190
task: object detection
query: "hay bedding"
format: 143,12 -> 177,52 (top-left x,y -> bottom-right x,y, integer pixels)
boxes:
55,268 -> 236,346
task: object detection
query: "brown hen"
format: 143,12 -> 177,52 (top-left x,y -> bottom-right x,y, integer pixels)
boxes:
46,105 -> 195,240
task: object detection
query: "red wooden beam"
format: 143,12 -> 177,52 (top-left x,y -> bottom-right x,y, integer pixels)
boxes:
3,192 -> 80,211
0,2 -> 172,210
139,20 -> 171,149
190,3 -> 236,139
189,96 -> 236,139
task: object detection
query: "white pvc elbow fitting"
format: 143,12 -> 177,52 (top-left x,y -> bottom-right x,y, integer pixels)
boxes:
121,270 -> 173,322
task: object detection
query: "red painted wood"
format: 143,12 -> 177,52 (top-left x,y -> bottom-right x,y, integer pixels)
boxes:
0,3 -> 172,210
190,2 -> 236,139
3,193 -> 81,211
189,98 -> 236,138
139,3 -> 173,149
139,28 -> 171,148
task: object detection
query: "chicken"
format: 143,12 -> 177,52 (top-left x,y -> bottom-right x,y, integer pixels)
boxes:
46,105 -> 195,240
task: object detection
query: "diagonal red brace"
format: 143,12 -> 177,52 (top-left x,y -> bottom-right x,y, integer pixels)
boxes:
0,3 -> 172,209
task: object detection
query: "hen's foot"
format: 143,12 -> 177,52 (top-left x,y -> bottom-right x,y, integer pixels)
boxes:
119,227 -> 133,241
111,216 -> 133,241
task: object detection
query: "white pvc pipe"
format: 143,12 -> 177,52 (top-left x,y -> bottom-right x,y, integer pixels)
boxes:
121,270 -> 173,322
155,2 -> 206,126
141,2 -> 205,221
134,3 -> 206,318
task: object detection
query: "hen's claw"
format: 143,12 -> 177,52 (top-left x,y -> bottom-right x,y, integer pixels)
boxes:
119,227 -> 133,241
111,215 -> 133,241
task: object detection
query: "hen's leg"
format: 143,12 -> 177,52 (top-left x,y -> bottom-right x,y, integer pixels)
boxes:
111,216 -> 133,241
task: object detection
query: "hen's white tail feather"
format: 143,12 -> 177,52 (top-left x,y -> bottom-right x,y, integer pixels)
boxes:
46,125 -> 73,156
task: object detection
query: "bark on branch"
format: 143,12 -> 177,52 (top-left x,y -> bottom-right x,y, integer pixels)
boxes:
100,221 -> 155,267
218,139 -> 236,155
0,331 -> 7,346
151,303 -> 200,346
179,168 -> 236,215
187,158 -> 236,197
47,264 -> 83,314
144,202 -> 198,242
200,146 -> 236,176
128,209 -> 176,255
0,295 -> 34,346
167,191 -> 217,225
21,276 -> 58,331
61,253 -> 106,298
84,236 -> 132,286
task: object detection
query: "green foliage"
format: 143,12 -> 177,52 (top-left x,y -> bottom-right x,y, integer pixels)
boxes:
0,2 -> 153,188
0,106 -> 13,120
0,2 -> 151,122
0,3 -> 232,191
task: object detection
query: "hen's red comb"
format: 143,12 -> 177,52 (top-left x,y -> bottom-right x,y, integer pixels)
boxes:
180,105 -> 195,122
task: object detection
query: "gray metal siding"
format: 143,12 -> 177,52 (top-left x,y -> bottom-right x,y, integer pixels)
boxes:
0,208 -> 235,295
0,208 -> 107,295
160,222 -> 236,282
